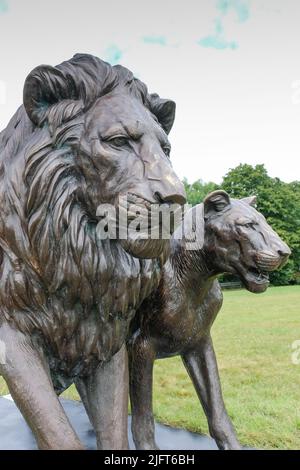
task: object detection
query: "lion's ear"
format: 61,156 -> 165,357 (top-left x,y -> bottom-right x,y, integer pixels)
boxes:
242,196 -> 257,207
149,94 -> 176,134
23,65 -> 73,126
204,190 -> 231,217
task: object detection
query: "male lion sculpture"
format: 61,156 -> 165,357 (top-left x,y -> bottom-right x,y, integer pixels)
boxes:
0,54 -> 186,449
128,190 -> 290,450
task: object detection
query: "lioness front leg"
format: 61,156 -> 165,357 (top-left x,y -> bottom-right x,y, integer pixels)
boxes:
182,335 -> 241,450
128,334 -> 158,450
75,344 -> 129,450
0,322 -> 84,450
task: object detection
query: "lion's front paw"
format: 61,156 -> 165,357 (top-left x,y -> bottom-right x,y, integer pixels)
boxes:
135,441 -> 160,450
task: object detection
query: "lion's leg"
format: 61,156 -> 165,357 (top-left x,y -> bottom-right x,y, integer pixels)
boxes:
182,335 -> 241,450
74,377 -> 94,426
75,344 -> 129,450
0,322 -> 84,450
128,334 -> 158,450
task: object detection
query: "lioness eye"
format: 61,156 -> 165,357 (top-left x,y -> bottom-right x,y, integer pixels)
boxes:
242,222 -> 257,228
162,145 -> 171,157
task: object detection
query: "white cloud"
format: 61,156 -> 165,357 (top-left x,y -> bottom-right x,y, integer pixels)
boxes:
0,0 -> 299,183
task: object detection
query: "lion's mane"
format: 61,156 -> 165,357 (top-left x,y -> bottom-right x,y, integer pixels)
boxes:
0,54 -> 165,390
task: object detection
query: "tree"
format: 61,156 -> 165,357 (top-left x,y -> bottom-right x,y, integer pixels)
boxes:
183,178 -> 218,206
183,164 -> 300,285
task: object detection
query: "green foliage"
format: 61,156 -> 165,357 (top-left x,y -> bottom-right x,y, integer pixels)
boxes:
183,178 -> 218,206
221,163 -> 269,197
184,164 -> 300,286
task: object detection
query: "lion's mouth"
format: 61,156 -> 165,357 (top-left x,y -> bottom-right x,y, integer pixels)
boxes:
126,192 -> 153,211
121,192 -> 180,235
119,193 -> 153,227
119,192 -> 172,259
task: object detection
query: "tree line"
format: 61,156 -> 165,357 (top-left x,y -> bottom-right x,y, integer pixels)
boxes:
183,164 -> 300,286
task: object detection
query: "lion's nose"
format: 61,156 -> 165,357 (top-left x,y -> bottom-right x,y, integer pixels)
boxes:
143,150 -> 186,205
155,188 -> 186,206
152,170 -> 186,206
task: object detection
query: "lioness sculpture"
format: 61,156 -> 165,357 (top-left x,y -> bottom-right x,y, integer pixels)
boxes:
0,54 -> 186,449
129,190 -> 291,450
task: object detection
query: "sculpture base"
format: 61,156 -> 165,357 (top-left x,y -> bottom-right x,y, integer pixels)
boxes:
0,395 -> 218,450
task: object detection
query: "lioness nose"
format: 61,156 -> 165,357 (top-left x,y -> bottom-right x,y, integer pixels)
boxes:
278,247 -> 291,263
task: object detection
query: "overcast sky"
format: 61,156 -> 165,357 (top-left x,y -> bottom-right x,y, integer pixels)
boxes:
0,0 -> 300,184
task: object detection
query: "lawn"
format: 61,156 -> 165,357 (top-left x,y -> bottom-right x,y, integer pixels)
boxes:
1,285 -> 300,449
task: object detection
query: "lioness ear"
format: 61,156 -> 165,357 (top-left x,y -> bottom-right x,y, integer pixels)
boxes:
204,190 -> 231,217
149,93 -> 176,134
242,196 -> 257,207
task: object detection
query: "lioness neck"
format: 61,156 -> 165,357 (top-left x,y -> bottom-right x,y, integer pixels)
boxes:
171,242 -> 215,291
170,206 -> 218,300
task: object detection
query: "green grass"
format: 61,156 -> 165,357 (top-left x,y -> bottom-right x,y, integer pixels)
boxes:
1,286 -> 300,449
151,286 -> 300,450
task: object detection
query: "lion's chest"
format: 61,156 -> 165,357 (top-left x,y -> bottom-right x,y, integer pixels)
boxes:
1,224 -> 162,393
42,304 -> 135,394
26,258 -> 161,394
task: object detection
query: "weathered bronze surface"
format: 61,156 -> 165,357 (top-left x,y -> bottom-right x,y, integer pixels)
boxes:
0,54 -> 186,449
129,190 -> 291,450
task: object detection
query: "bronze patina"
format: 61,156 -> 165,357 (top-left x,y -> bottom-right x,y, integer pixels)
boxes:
0,54 -> 186,449
128,191 -> 290,450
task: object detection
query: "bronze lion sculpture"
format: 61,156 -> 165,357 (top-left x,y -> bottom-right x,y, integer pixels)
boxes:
128,190 -> 290,450
0,53 -> 186,449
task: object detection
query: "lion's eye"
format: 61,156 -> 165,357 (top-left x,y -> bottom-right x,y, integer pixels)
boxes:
106,136 -> 130,147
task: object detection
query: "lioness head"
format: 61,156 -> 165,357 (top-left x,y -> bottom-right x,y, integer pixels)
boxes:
23,54 -> 186,259
203,190 -> 291,293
